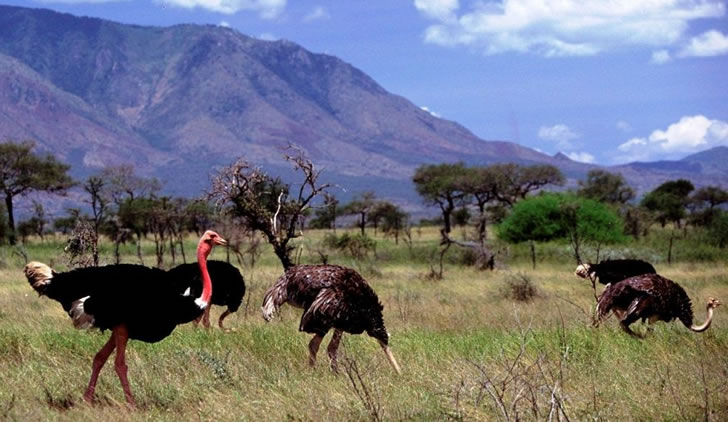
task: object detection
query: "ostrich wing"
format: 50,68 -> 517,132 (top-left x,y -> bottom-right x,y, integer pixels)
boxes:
299,288 -> 346,334
597,281 -> 646,321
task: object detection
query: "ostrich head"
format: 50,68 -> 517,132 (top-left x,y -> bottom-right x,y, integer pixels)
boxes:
24,261 -> 54,294
707,297 -> 721,309
198,230 -> 227,255
574,263 -> 595,281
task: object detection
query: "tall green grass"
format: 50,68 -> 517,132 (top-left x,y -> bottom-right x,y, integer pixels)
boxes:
0,227 -> 726,420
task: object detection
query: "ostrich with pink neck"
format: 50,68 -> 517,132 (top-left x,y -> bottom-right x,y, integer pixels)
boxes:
24,230 -> 226,407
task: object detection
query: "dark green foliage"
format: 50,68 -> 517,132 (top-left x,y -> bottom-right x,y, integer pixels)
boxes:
341,191 -> 377,235
498,193 -> 625,264
497,193 -> 565,243
413,162 -> 469,234
0,203 -> 6,244
577,169 -> 635,204
309,193 -> 339,231
707,211 -> 728,248
323,232 -> 376,260
690,186 -> 728,227
0,140 -> 74,244
641,179 -> 694,228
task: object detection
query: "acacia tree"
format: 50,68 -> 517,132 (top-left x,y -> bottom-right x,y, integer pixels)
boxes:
342,191 -> 377,236
491,163 -> 565,206
458,166 -> 498,243
690,186 -> 728,226
309,192 -> 339,232
210,150 -> 330,270
413,162 -> 469,234
577,169 -> 635,205
641,179 -> 694,228
0,141 -> 74,245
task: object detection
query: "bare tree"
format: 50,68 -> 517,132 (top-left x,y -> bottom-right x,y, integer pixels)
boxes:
210,149 -> 330,270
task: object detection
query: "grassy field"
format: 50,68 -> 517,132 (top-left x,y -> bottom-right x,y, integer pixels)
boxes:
0,227 -> 727,421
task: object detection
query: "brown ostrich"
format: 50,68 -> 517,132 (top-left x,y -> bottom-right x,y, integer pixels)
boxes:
596,273 -> 721,338
24,230 -> 226,406
261,264 -> 401,374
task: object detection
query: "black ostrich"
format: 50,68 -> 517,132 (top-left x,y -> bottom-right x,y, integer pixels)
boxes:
168,260 -> 246,330
261,264 -> 401,374
24,230 -> 227,407
596,273 -> 721,338
575,259 -> 657,286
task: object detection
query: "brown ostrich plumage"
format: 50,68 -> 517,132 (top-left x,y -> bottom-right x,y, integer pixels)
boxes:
596,273 -> 720,337
262,264 -> 401,373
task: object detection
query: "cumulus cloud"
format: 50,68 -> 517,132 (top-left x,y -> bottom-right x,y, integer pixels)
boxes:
566,152 -> 595,163
158,0 -> 286,18
303,6 -> 330,22
412,0 -> 726,57
538,124 -> 580,150
678,30 -> 728,57
616,115 -> 728,162
218,20 -> 231,27
414,0 -> 459,21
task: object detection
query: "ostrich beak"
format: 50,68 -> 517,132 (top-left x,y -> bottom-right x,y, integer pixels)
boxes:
214,237 -> 228,246
378,340 -> 402,375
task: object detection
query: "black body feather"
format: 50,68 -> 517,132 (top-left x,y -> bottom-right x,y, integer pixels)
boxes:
168,260 -> 246,314
584,259 -> 656,285
34,264 -> 204,343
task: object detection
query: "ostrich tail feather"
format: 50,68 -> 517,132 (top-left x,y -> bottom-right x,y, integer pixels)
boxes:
261,293 -> 277,322
24,261 -> 54,294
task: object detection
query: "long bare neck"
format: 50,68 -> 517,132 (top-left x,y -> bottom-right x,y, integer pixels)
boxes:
690,306 -> 716,332
196,244 -> 212,308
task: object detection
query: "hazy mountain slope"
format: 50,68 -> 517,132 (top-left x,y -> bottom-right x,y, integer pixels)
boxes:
0,4 -> 724,201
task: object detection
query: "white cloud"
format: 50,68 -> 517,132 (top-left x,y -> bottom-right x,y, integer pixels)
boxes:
538,124 -> 580,150
303,6 -> 330,22
616,115 -> 728,162
651,49 -> 672,64
218,20 -> 231,27
412,0 -> 726,57
616,120 -> 632,133
414,0 -> 459,21
566,152 -> 595,163
158,0 -> 286,18
420,106 -> 441,118
678,30 -> 728,57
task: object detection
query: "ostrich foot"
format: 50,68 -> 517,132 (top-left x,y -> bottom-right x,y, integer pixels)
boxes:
620,322 -> 644,339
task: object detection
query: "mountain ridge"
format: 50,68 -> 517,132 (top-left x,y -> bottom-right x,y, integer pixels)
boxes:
0,4 -> 725,202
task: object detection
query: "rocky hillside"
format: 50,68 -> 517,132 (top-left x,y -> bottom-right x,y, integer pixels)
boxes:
0,4 -> 725,203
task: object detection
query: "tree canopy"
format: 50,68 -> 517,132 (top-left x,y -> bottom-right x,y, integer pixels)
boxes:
0,140 -> 75,244
498,193 -> 624,266
577,169 -> 635,204
641,179 -> 694,228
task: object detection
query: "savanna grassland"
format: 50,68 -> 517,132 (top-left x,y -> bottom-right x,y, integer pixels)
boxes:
0,227 -> 727,421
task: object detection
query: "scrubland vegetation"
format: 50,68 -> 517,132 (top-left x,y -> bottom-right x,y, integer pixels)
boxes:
1,225 -> 726,421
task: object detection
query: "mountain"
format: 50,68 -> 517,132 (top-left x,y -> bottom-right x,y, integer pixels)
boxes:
0,4 -> 725,206
609,146 -> 728,192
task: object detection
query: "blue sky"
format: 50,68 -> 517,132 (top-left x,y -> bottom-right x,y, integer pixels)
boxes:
5,0 -> 728,165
